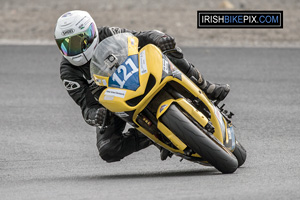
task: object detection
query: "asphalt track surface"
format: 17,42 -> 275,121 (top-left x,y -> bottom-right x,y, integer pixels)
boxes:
1,45 -> 300,200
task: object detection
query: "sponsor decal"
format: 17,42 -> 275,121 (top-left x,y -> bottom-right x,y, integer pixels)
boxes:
115,112 -> 129,118
139,50 -> 147,75
95,78 -> 107,86
163,57 -> 169,74
104,89 -> 126,98
62,28 -> 75,36
197,11 -> 283,28
102,79 -> 107,86
63,79 -> 80,91
160,104 -> 168,113
172,68 -> 182,80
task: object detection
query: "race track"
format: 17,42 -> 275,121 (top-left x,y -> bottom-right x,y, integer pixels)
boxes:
1,45 -> 300,199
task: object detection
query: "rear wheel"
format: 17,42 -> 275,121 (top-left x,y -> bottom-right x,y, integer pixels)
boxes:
161,104 -> 238,174
233,140 -> 247,167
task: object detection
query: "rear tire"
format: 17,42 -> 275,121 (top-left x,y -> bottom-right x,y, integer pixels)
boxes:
161,104 -> 238,174
233,140 -> 247,167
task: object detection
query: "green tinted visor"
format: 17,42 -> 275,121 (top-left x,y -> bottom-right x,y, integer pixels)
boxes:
56,23 -> 97,56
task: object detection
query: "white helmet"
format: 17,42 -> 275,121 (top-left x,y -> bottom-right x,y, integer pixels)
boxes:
54,10 -> 99,66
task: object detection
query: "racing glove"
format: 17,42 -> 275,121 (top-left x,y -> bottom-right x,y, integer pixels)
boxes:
84,107 -> 107,127
149,30 -> 176,51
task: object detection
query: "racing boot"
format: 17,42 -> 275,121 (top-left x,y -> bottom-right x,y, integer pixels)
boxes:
165,47 -> 230,101
160,148 -> 173,161
195,72 -> 230,101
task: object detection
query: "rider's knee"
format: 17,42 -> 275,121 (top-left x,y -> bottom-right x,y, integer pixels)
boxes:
97,140 -> 123,163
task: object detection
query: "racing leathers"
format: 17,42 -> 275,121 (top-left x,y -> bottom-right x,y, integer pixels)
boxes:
60,26 -> 229,162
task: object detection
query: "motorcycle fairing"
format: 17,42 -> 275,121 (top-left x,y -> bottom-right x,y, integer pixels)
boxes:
93,33 -> 235,160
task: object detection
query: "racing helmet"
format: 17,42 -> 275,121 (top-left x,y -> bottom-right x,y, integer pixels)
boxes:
54,10 -> 99,66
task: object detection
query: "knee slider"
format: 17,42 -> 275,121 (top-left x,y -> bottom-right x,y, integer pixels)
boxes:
99,148 -> 122,163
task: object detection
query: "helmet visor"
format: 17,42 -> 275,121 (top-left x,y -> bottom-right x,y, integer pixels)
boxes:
56,23 -> 97,56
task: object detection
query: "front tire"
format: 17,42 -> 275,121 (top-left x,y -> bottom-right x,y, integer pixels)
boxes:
161,104 -> 238,174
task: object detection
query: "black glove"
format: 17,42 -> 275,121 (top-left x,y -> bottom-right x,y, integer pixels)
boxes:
150,30 -> 176,51
85,107 -> 107,127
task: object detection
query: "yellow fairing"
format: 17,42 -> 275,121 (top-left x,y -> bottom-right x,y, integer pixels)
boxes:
97,42 -> 226,157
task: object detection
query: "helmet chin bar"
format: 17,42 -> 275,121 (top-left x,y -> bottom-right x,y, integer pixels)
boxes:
67,53 -> 87,66
83,52 -> 89,63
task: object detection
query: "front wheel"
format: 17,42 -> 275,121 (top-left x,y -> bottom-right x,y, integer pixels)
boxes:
161,104 -> 238,174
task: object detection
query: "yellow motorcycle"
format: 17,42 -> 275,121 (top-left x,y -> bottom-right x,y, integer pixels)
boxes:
90,33 -> 246,174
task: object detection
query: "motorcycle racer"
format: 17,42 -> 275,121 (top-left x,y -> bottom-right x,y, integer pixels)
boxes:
54,10 -> 230,162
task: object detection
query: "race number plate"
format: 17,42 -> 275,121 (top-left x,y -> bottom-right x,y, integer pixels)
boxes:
109,54 -> 140,91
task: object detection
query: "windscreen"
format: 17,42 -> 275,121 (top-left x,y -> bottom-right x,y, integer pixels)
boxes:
90,33 -> 133,78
